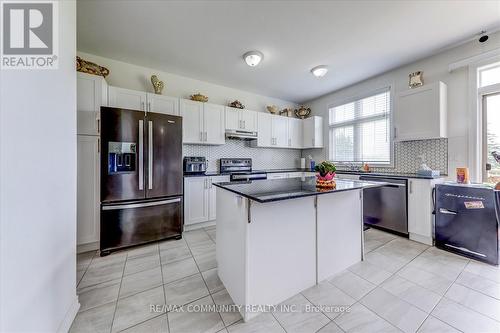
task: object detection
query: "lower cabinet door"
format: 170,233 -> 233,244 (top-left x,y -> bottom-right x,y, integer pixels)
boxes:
100,197 -> 182,254
208,175 -> 230,221
184,177 -> 209,225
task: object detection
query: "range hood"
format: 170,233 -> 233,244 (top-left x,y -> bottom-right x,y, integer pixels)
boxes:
225,129 -> 258,140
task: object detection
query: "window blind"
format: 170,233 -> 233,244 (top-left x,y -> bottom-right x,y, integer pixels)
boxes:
329,89 -> 391,164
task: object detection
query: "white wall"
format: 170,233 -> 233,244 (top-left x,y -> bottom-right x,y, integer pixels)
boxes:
305,32 -> 500,180
0,1 -> 78,332
77,51 -> 296,111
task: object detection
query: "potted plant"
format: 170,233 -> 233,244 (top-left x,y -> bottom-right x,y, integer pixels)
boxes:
314,161 -> 337,188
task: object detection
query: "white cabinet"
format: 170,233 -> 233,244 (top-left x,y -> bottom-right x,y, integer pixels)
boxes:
147,93 -> 179,115
180,99 -> 204,143
180,99 -> 225,145
184,177 -> 209,225
254,113 -> 290,148
208,175 -> 229,221
184,175 -> 230,226
108,86 -> 179,115
256,112 -> 273,147
225,107 -> 258,132
273,116 -> 288,147
288,118 -> 303,148
267,173 -> 289,180
108,86 -> 147,111
77,72 -> 108,135
77,135 -> 100,246
407,178 -> 444,245
335,173 -> 360,181
204,103 -> 225,145
303,116 -> 323,148
395,81 -> 447,141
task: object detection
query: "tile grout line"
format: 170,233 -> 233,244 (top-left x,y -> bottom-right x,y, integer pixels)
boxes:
413,256 -> 470,333
109,251 -> 128,333
157,241 -> 172,333
185,229 -> 227,328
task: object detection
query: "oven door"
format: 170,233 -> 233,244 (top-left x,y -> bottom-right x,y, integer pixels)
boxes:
100,197 -> 182,255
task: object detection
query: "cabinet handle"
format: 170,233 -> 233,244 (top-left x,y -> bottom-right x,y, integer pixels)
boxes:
204,178 -> 207,189
409,181 -> 413,194
97,118 -> 100,134
204,132 -> 207,142
148,101 -> 151,112
141,102 -> 145,111
394,127 -> 397,139
200,131 -> 203,142
209,178 -> 213,188
239,120 -> 242,129
288,138 -> 291,147
312,138 -> 315,146
243,120 -> 246,129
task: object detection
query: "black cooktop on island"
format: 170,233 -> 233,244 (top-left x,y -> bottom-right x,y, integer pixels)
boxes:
213,177 -> 383,203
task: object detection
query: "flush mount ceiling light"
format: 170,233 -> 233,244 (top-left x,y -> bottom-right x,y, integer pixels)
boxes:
311,65 -> 328,78
243,51 -> 263,67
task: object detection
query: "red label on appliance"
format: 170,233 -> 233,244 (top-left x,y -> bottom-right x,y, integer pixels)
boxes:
464,201 -> 484,209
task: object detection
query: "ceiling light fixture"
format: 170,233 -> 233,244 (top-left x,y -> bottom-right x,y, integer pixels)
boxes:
243,51 -> 263,67
311,65 -> 328,78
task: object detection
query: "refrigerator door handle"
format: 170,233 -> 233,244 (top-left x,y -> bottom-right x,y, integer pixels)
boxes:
148,120 -> 153,190
102,198 -> 181,210
139,120 -> 144,190
439,208 -> 457,215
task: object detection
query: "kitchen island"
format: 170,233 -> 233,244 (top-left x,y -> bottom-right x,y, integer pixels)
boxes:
213,176 -> 382,321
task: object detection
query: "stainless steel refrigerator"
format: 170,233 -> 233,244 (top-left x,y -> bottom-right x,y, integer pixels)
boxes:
100,106 -> 183,256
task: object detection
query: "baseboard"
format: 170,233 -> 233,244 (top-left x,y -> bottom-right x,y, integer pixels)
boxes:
409,233 -> 433,246
77,241 -> 99,254
57,296 -> 80,333
184,220 -> 216,231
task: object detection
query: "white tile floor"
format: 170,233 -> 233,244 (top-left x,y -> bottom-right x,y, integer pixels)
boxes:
71,227 -> 500,333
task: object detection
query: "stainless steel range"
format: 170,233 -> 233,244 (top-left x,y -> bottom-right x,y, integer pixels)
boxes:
219,158 -> 267,181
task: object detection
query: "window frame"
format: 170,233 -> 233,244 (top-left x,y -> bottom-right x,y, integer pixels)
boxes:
327,86 -> 394,167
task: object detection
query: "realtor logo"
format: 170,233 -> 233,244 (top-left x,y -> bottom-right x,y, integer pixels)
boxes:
1,1 -> 58,69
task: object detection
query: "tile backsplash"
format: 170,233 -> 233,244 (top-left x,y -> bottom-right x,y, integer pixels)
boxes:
183,138 -> 302,172
303,138 -> 448,174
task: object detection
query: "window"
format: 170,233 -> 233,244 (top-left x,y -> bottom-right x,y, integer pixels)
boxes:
479,62 -> 500,88
329,88 -> 391,164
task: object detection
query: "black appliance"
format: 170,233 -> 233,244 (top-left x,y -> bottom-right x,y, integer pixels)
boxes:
435,183 -> 499,265
359,176 -> 408,235
183,156 -> 207,175
100,107 -> 183,256
219,158 -> 267,181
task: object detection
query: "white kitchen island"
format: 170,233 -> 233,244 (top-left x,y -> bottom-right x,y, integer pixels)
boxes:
214,177 -> 382,321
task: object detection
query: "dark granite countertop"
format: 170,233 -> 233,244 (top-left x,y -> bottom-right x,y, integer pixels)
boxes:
183,168 -> 313,177
184,168 -> 445,179
335,170 -> 446,180
213,177 -> 384,203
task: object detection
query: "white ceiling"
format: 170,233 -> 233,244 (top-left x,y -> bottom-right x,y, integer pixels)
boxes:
77,0 -> 500,103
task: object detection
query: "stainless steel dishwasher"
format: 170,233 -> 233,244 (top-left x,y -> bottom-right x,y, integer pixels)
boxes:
359,176 -> 408,235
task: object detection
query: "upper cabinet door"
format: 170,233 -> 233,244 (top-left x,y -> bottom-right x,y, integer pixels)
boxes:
288,118 -> 303,148
147,93 -> 179,116
272,115 -> 289,147
77,72 -> 108,135
180,99 -> 204,144
225,107 -> 240,131
302,116 -> 323,148
257,112 -> 273,147
108,86 -> 147,111
204,103 -> 225,145
395,81 -> 447,141
240,110 -> 258,132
